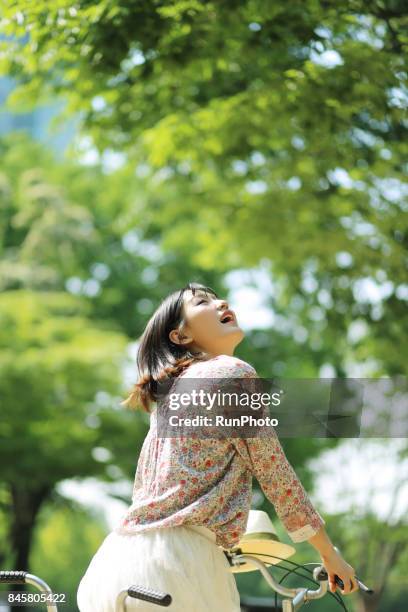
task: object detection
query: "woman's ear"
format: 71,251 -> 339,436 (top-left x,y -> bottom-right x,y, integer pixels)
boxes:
169,329 -> 189,345
169,329 -> 180,344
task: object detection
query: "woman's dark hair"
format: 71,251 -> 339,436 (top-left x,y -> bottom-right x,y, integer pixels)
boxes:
121,282 -> 219,412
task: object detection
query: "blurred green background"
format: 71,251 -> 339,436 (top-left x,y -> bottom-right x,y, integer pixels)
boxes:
0,2 -> 407,611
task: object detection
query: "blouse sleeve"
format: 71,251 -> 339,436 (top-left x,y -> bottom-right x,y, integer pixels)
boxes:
232,431 -> 325,542
207,356 -> 326,543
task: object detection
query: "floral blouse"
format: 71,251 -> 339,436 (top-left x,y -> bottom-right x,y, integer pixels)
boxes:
114,354 -> 325,549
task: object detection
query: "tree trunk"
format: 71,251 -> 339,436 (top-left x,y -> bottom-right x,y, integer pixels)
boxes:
8,482 -> 52,592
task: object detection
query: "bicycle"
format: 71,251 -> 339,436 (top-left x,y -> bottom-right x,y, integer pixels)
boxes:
114,544 -> 373,612
1,548 -> 373,611
0,509 -> 373,612
114,543 -> 373,611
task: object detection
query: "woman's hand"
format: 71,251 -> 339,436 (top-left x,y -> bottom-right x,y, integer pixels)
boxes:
321,548 -> 359,595
307,525 -> 359,595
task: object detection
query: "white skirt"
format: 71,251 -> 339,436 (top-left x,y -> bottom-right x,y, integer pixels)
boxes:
76,525 -> 241,612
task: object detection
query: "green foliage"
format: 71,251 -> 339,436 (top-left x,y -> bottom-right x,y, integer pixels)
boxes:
2,2 -> 405,376
0,288 -> 127,485
0,131 -> 225,339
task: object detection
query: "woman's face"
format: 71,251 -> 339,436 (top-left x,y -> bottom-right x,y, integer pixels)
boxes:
169,289 -> 245,358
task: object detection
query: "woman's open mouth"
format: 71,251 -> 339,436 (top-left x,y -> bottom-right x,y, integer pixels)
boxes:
220,311 -> 236,325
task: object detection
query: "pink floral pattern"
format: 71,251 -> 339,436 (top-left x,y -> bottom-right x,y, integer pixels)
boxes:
114,355 -> 325,549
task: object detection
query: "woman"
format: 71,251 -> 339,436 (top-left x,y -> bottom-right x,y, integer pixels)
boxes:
77,282 -> 359,611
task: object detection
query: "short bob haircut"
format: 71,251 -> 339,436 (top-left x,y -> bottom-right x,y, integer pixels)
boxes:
121,282 -> 219,412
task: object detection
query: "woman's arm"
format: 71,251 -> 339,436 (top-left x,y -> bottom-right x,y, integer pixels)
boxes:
232,431 -> 359,595
212,358 -> 359,596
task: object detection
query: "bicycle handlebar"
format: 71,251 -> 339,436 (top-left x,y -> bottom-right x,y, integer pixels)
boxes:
226,551 -> 374,611
128,585 -> 172,606
316,568 -> 374,594
0,570 -> 27,584
115,585 -> 172,609
0,571 -> 58,612
227,554 -> 329,601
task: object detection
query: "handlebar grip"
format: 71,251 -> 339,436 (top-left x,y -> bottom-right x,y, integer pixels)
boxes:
127,585 -> 172,607
0,571 -> 27,584
316,568 -> 374,594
